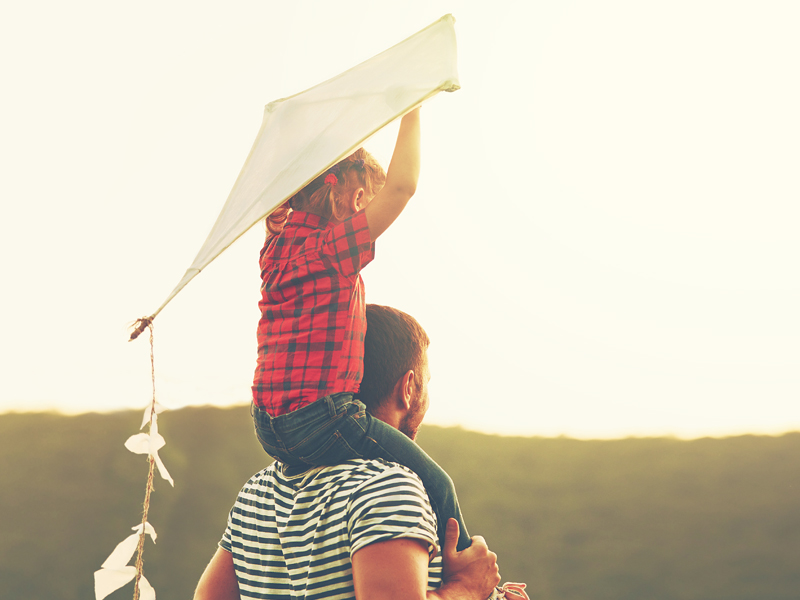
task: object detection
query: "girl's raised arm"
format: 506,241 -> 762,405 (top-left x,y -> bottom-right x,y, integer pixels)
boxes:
364,108 -> 421,240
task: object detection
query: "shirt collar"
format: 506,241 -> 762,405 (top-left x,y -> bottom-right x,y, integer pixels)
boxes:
286,210 -> 329,230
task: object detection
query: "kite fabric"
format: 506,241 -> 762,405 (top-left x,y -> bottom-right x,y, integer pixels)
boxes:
134,14 -> 460,330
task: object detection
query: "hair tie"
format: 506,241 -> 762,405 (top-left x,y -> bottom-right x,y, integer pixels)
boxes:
324,173 -> 338,186
354,158 -> 364,168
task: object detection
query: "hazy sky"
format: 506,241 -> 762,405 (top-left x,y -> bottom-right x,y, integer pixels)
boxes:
1,1 -> 798,438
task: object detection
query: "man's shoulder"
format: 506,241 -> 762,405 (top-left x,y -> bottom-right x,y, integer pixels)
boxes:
331,459 -> 429,503
235,459 -> 429,513
246,458 -> 424,490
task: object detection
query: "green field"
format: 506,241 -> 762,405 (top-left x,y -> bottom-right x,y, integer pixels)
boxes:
1,407 -> 798,600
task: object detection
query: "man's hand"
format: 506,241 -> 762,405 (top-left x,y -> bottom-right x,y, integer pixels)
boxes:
436,519 -> 501,600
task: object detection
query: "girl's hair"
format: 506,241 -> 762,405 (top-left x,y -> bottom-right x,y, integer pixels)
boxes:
266,148 -> 386,236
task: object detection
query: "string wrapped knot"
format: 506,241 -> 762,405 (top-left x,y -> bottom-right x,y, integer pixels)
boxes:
129,317 -> 154,342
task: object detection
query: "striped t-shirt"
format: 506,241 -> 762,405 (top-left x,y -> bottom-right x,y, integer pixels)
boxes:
220,458 -> 443,599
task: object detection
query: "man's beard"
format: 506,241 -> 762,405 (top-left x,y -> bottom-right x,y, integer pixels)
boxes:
398,396 -> 424,441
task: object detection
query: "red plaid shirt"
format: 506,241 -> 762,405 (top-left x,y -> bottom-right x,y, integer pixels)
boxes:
252,209 -> 375,415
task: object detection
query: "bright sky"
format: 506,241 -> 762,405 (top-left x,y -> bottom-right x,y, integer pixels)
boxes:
1,1 -> 798,439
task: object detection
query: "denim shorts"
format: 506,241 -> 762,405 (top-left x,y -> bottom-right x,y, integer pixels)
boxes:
252,392 -> 378,468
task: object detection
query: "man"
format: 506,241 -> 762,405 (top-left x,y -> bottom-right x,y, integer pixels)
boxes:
194,305 -> 503,600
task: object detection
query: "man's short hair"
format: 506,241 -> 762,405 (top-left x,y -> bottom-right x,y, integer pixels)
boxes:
359,304 -> 430,410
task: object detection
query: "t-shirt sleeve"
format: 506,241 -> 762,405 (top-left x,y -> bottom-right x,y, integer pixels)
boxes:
347,465 -> 439,559
219,470 -> 264,554
322,209 -> 375,278
219,509 -> 234,553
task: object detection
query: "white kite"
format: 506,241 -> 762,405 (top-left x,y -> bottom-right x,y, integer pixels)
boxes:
130,14 -> 460,338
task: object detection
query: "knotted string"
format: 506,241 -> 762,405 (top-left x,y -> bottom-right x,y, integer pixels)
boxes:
129,316 -> 153,342
133,321 -> 157,600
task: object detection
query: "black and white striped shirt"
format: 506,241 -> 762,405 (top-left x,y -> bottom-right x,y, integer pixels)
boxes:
220,458 -> 443,599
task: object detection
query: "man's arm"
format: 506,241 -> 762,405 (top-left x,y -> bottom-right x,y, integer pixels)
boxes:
352,537 -> 432,600
352,519 -> 500,600
193,547 -> 240,600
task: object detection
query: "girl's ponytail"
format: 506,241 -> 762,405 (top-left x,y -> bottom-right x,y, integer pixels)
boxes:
266,201 -> 291,236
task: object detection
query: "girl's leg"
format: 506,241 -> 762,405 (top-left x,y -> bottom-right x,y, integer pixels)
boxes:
254,394 -> 471,550
341,409 -> 472,552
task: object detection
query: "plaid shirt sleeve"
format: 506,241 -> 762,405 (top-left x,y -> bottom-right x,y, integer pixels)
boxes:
322,209 -> 375,278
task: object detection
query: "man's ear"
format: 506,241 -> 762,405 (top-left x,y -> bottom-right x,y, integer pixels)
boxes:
399,369 -> 415,410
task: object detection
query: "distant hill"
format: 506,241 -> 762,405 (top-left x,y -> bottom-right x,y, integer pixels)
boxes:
0,407 -> 798,600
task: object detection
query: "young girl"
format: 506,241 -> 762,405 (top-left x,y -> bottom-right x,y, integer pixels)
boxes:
250,108 -> 470,551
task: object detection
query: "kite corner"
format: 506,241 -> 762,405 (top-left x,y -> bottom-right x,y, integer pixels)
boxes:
442,80 -> 461,93
265,100 -> 286,114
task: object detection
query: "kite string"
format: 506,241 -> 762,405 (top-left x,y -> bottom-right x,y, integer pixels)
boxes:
133,322 -> 157,600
